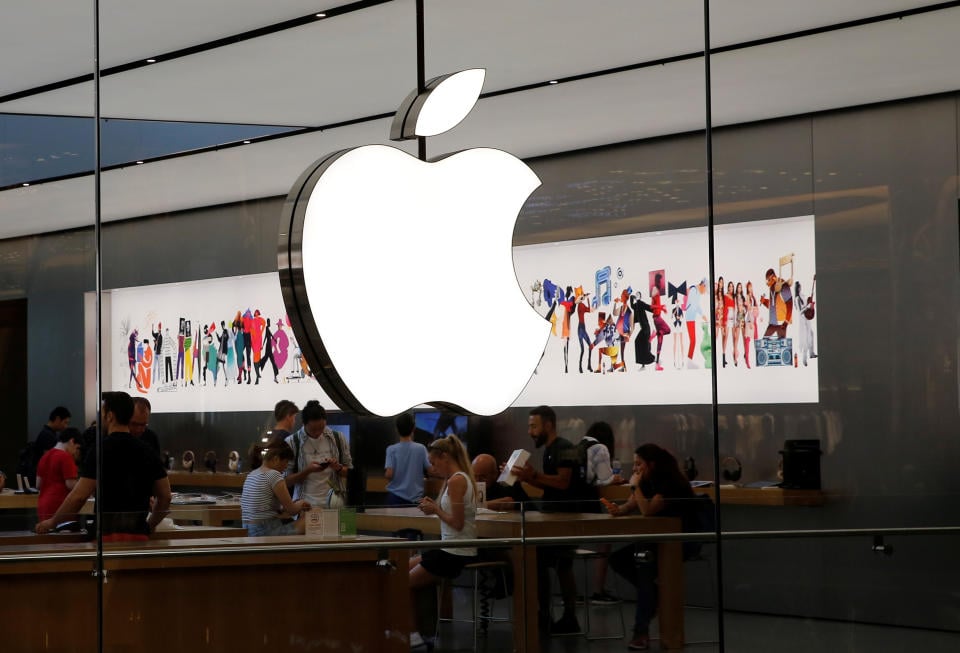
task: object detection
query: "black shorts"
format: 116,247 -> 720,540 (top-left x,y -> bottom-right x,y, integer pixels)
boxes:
420,548 -> 477,579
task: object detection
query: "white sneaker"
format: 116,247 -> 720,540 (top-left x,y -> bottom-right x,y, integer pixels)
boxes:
686,359 -> 700,369
409,632 -> 426,649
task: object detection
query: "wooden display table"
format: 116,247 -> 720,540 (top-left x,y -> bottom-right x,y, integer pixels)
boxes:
0,534 -> 408,652
0,525 -> 247,546
0,488 -> 39,509
358,507 -> 684,652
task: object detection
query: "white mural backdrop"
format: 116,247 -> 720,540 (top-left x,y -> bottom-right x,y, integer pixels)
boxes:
105,273 -> 333,413
512,215 -> 819,406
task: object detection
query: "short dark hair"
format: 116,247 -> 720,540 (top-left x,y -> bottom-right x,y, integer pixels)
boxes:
49,406 -> 71,422
529,405 -> 556,428
102,392 -> 134,426
132,397 -> 151,412
59,427 -> 81,444
274,400 -> 299,423
395,412 -> 415,437
765,268 -> 776,279
301,400 -> 326,425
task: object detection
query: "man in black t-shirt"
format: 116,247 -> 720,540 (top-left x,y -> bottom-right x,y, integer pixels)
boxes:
510,405 -> 582,635
36,392 -> 171,539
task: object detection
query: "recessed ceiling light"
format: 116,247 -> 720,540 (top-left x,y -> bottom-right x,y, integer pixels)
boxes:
21,183 -> 29,187
315,13 -> 326,18
146,58 -> 157,63
548,80 -> 559,85
243,140 -> 251,144
136,161 -> 144,165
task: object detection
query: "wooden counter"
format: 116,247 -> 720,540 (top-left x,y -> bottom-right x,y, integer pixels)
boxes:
0,534 -> 409,652
0,526 -> 247,547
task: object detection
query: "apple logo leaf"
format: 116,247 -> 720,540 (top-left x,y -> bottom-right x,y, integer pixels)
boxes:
390,68 -> 486,141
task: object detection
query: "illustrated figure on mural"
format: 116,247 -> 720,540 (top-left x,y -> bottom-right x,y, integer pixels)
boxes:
743,282 -> 758,369
258,317 -> 279,383
232,311 -> 245,384
574,287 -> 593,373
760,265 -> 793,339
128,330 -> 140,390
183,322 -> 194,386
649,276 -> 671,371
249,309 -> 265,384
162,326 -> 174,384
685,278 -> 707,368
137,338 -> 153,392
794,278 -> 817,366
629,290 -> 655,370
150,323 -> 163,384
273,318 -> 290,372
216,321 -> 230,386
614,289 -> 632,372
176,318 -> 186,382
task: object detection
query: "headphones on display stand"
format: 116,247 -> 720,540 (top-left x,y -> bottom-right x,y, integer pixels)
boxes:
204,451 -> 218,473
181,450 -> 194,472
721,456 -> 742,484
228,450 -> 240,473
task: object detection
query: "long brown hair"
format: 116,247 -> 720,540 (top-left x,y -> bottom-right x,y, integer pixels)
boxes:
428,434 -> 478,502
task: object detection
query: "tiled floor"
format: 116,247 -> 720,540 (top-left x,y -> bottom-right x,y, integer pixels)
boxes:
432,596 -> 960,652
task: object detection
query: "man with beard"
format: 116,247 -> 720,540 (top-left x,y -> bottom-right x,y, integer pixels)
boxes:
511,405 -> 583,635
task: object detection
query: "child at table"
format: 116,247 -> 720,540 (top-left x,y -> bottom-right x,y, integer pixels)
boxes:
240,443 -> 310,537
408,435 -> 478,649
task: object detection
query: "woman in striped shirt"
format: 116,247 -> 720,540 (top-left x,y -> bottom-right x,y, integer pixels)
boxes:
241,442 -> 310,536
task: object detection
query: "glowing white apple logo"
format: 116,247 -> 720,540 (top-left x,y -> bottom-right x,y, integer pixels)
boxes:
279,69 -> 550,416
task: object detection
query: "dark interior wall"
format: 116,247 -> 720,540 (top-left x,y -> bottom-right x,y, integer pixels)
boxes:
2,94 -> 957,630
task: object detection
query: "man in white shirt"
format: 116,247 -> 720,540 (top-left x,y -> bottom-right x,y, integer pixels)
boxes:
284,400 -> 352,507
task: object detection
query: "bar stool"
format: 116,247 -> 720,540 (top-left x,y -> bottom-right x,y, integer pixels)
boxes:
436,559 -> 512,650
571,548 -> 626,640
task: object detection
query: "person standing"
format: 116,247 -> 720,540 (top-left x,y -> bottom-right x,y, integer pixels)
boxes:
511,405 -> 582,635
130,397 -> 163,464
384,412 -> 433,506
284,401 -> 352,508
36,427 -> 81,521
36,392 -> 171,540
26,406 -> 72,486
760,268 -> 793,339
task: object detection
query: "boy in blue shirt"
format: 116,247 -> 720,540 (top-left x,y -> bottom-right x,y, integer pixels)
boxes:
385,413 -> 433,506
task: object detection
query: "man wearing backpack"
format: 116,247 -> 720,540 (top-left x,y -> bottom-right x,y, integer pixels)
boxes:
23,406 -> 71,486
284,400 -> 352,508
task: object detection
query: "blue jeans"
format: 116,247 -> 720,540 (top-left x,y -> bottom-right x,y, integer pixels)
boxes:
609,544 -> 658,635
245,519 -> 297,537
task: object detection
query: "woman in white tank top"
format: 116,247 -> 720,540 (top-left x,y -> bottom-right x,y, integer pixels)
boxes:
407,435 -> 479,648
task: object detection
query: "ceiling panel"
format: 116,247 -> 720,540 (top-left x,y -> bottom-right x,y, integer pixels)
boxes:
709,7 -> 960,127
0,1 -> 417,126
3,1 -> 944,125
0,118 -> 416,238
0,1 -> 343,97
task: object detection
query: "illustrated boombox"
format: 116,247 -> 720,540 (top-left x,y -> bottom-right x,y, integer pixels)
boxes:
754,336 -> 793,367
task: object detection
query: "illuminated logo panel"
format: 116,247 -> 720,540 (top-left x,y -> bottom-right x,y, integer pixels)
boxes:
279,69 -> 549,416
